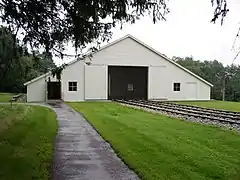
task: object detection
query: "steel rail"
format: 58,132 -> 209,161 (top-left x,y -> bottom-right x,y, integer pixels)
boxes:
136,100 -> 240,121
115,99 -> 240,126
154,101 -> 240,115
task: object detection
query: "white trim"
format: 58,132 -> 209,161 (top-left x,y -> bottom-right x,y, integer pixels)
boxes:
24,34 -> 213,87
84,64 -> 86,100
24,72 -> 51,86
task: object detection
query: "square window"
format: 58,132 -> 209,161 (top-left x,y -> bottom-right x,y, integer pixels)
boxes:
127,84 -> 133,91
68,82 -> 77,91
173,83 -> 180,91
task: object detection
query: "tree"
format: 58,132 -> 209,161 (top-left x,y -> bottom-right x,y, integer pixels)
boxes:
174,56 -> 240,102
0,0 -> 230,83
0,0 -> 229,58
0,52 -> 56,93
0,26 -> 56,92
0,26 -> 26,84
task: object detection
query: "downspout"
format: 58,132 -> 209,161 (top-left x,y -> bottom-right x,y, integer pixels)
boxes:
44,70 -> 47,102
45,77 -> 46,102
83,62 -> 86,101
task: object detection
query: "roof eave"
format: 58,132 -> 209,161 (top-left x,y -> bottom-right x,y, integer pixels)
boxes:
23,72 -> 50,86
127,35 -> 213,87
24,34 -> 214,88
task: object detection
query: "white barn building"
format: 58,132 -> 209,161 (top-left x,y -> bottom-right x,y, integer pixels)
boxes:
24,34 -> 213,102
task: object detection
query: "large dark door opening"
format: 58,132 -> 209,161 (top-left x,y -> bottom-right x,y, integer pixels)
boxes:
47,82 -> 61,100
108,66 -> 148,100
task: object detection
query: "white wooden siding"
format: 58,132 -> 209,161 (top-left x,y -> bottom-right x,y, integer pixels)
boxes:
61,60 -> 85,101
197,83 -> 211,100
185,82 -> 197,100
148,66 -> 168,100
26,78 -> 46,102
25,36 -> 211,102
89,37 -> 211,101
26,74 -> 57,102
90,38 -> 167,67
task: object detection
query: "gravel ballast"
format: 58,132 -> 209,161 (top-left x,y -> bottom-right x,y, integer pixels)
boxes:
119,103 -> 240,132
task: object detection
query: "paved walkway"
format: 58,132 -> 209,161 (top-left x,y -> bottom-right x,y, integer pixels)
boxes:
48,102 -> 139,180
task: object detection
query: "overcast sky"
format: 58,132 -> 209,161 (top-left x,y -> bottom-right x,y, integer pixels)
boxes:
57,0 -> 240,67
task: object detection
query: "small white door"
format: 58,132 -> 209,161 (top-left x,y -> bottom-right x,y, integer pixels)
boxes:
185,82 -> 197,100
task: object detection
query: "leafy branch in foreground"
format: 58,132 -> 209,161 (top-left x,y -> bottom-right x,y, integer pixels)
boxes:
211,0 -> 229,25
0,0 -> 230,80
0,0 -> 228,58
0,0 -> 170,58
0,26 -> 28,84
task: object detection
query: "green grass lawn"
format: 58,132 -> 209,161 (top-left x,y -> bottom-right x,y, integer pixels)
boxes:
174,100 -> 240,112
0,93 -> 12,102
68,102 -> 240,180
0,104 -> 57,179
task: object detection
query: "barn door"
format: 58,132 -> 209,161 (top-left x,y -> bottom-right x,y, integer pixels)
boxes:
185,82 -> 197,100
47,82 -> 61,99
108,66 -> 148,100
84,65 -> 107,100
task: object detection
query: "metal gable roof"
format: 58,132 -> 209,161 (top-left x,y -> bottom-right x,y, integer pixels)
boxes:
24,34 -> 213,87
24,72 -> 51,86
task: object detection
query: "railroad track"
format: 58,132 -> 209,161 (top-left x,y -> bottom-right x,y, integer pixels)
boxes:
154,101 -> 240,116
115,99 -> 240,126
140,100 -> 240,120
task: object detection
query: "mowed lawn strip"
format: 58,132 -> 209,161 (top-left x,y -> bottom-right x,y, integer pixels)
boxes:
0,92 -> 12,102
68,102 -> 240,180
174,100 -> 240,112
0,104 -> 58,180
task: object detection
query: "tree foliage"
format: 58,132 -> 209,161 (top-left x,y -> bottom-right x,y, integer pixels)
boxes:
0,0 -> 169,57
0,26 -> 56,92
211,0 -> 229,24
0,0 -> 232,94
0,26 -> 27,83
174,56 -> 240,102
0,52 -> 56,93
0,0 -> 229,58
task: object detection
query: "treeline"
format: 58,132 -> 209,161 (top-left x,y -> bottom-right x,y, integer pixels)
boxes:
0,26 -> 56,93
173,56 -> 240,102
0,54 -> 56,93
